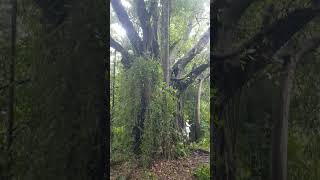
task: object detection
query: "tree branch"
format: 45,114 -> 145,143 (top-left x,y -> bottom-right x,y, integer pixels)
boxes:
263,8 -> 319,52
213,7 -> 320,64
172,63 -> 209,91
213,7 -> 320,100
111,0 -> 143,55
274,37 -> 320,63
170,40 -> 180,53
172,28 -> 210,76
110,37 -> 131,68
136,0 -> 151,51
212,0 -> 256,46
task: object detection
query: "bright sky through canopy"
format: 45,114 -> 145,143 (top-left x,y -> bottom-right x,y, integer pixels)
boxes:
121,0 -> 131,8
110,0 -> 131,38
111,23 -> 127,38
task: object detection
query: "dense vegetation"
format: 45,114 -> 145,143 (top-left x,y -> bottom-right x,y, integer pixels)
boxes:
0,0 -> 319,180
110,0 -> 210,179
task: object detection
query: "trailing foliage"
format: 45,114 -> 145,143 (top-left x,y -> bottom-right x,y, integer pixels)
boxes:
113,57 -> 181,166
141,82 -> 178,166
115,57 -> 160,159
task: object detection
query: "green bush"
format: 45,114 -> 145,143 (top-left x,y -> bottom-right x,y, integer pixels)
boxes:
194,164 -> 210,180
113,57 -> 182,167
116,57 -> 162,154
175,141 -> 189,157
141,82 -> 178,166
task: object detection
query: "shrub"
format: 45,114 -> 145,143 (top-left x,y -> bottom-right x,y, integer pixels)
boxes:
194,164 -> 210,180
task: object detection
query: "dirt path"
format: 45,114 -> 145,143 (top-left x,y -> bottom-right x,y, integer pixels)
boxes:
110,149 -> 209,180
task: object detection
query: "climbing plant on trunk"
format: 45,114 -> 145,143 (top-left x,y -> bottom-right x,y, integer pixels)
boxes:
110,0 -> 210,156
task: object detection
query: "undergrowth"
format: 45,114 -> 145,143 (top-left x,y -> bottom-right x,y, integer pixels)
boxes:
112,57 -> 183,167
194,164 -> 210,180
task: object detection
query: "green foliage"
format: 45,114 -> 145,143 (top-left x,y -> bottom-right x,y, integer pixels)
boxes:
184,77 -> 210,143
113,57 -> 181,166
288,131 -> 320,180
141,81 -> 178,166
169,0 -> 209,59
193,134 -> 210,152
174,141 -> 190,157
287,47 -> 320,180
194,164 -> 210,180
115,57 -> 162,155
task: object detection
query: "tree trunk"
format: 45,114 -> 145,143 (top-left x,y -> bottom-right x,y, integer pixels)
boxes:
214,104 -> 227,180
215,99 -> 238,180
176,93 -> 185,129
194,78 -> 203,141
133,81 -> 151,155
223,102 -> 236,180
112,50 -> 116,115
98,73 -> 108,180
160,0 -> 170,84
271,57 -> 296,180
5,0 -> 17,179
28,1 -> 107,179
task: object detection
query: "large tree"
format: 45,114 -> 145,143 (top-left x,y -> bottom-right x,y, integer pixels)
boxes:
110,0 -> 210,155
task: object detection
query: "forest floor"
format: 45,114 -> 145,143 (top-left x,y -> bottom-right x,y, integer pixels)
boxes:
110,149 -> 209,180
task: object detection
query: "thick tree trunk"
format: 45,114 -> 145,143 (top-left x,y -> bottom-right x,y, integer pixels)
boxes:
194,78 -> 203,141
133,81 -> 151,155
214,27 -> 235,180
212,3 -> 237,176
271,58 -> 296,180
28,1 -> 107,179
98,74 -> 108,180
5,0 -> 17,179
224,103 -> 236,180
161,0 -> 170,84
214,97 -> 238,180
214,104 -> 227,180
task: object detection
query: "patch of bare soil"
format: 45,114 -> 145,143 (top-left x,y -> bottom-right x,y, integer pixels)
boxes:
110,149 -> 209,180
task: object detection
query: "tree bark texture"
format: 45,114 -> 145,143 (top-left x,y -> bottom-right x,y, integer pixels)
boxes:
271,58 -> 295,180
28,1 -> 107,179
5,0 -> 17,179
161,0 -> 170,84
194,78 -> 203,141
133,81 -> 151,155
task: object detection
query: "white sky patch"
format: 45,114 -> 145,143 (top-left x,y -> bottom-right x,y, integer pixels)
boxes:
111,23 -> 127,38
190,28 -> 197,37
189,1 -> 210,38
110,48 -> 122,73
121,0 -> 131,8
204,3 -> 210,16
